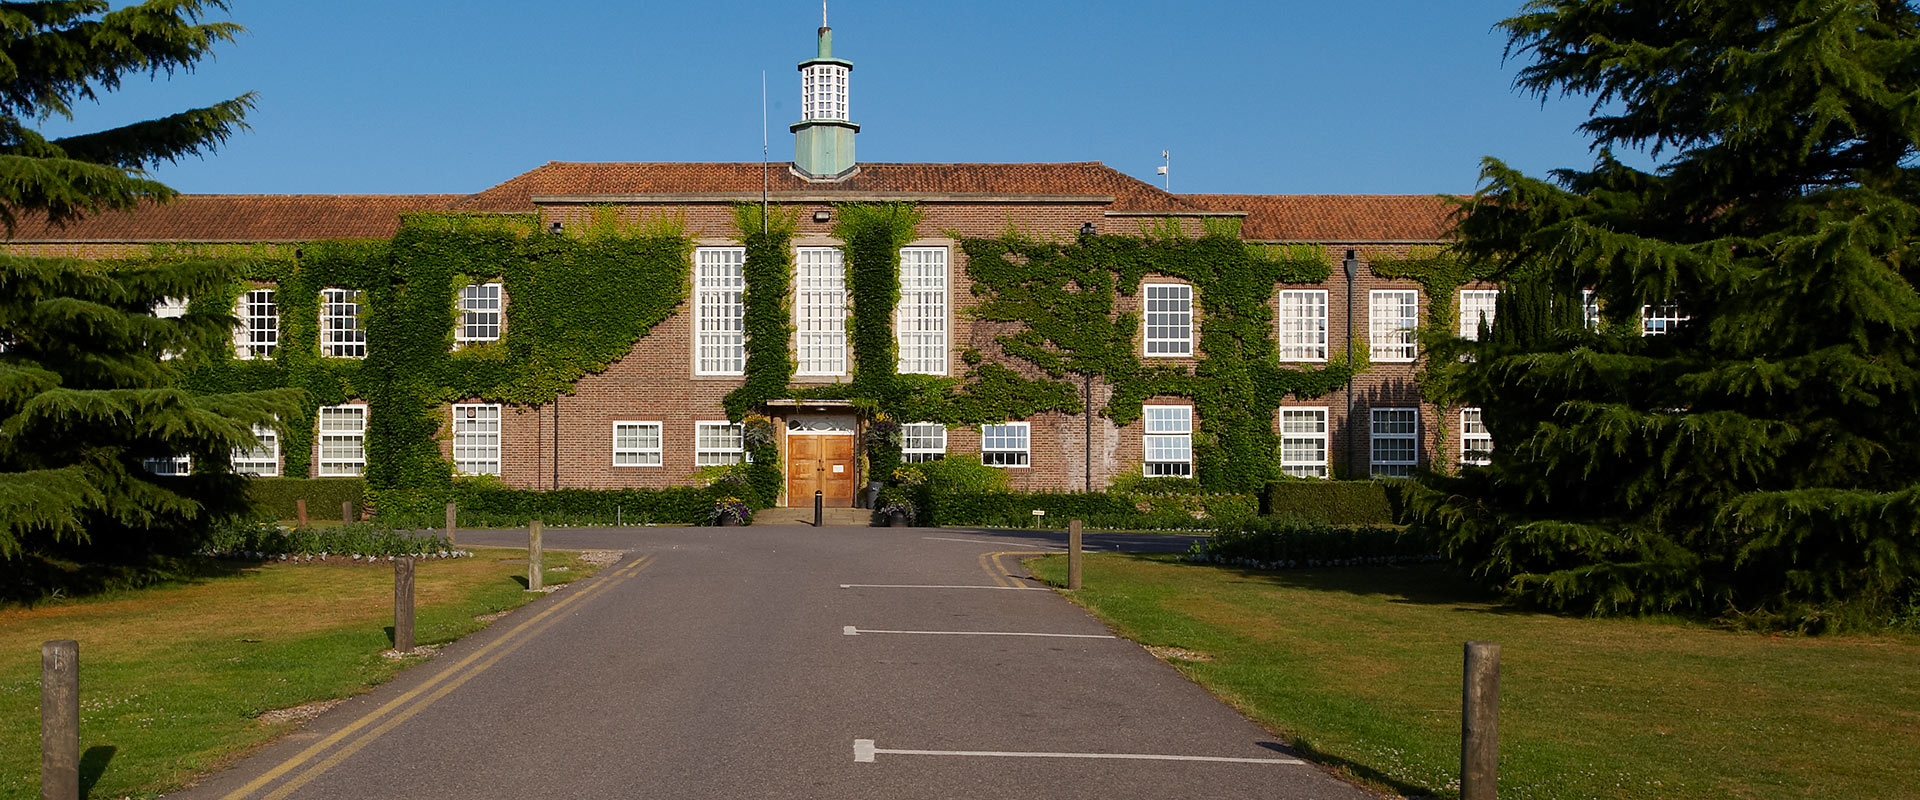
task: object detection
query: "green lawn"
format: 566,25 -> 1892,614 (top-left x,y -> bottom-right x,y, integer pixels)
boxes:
1027,554 -> 1920,800
0,548 -> 603,800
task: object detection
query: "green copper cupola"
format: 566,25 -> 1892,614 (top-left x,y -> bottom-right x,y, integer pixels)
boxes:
792,15 -> 858,180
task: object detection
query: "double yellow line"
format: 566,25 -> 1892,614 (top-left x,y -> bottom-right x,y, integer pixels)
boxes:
220,553 -> 658,800
978,550 -> 1054,588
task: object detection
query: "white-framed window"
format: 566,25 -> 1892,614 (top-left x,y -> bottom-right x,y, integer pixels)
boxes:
1143,283 -> 1194,357
317,404 -> 367,477
1581,289 -> 1602,330
802,63 -> 849,121
233,288 -> 278,359
232,424 -> 279,476
451,403 -> 501,476
796,247 -> 847,376
898,247 -> 948,375
1370,290 -> 1418,361
1641,303 -> 1689,336
1280,408 -> 1329,478
695,248 -> 746,376
612,421 -> 664,467
695,421 -> 745,467
151,296 -> 187,360
902,423 -> 946,463
1459,289 -> 1499,341
980,422 -> 1030,468
1278,289 -> 1328,361
457,282 -> 503,344
1143,405 -> 1194,478
320,288 -> 366,359
1461,408 -> 1492,467
1370,407 -> 1420,478
142,455 -> 192,476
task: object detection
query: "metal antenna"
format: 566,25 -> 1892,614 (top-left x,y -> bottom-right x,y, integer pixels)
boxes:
1158,150 -> 1171,191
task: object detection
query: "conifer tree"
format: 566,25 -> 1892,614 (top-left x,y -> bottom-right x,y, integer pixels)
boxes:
0,1 -> 294,563
1413,0 -> 1920,622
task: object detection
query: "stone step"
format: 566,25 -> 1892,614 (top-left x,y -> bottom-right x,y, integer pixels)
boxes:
755,506 -> 875,526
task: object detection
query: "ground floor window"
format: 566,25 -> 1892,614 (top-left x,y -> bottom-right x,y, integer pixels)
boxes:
452,403 -> 501,476
980,422 -> 1029,468
1370,407 -> 1419,478
317,404 -> 367,477
613,421 -> 663,467
695,421 -> 745,467
902,423 -> 945,463
1460,408 -> 1492,466
1143,405 -> 1193,477
233,424 -> 279,476
1280,408 -> 1328,478
142,455 -> 192,476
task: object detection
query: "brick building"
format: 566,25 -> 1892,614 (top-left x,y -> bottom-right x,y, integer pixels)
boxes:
4,21 -> 1496,507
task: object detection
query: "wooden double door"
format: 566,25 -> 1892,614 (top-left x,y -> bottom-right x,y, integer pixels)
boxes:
787,433 -> 856,507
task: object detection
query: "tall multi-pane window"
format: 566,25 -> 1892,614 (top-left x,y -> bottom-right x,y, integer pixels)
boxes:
1460,408 -> 1492,466
317,404 -> 367,477
1143,405 -> 1194,477
451,403 -> 501,476
233,288 -> 277,359
320,288 -> 366,358
695,248 -> 746,375
1278,289 -> 1328,361
612,421 -> 663,467
1280,408 -> 1329,478
695,422 -> 746,467
897,247 -> 948,375
802,63 -> 849,121
457,283 -> 503,344
1641,303 -> 1689,336
980,423 -> 1030,468
232,424 -> 279,476
1459,290 -> 1499,340
1144,284 -> 1194,356
151,296 -> 188,360
1370,290 -> 1418,361
902,423 -> 946,463
1370,408 -> 1419,478
796,247 -> 847,376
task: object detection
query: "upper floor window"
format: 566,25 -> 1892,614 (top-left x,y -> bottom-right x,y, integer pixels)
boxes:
796,247 -> 847,376
1370,290 -> 1418,362
317,404 -> 367,477
151,296 -> 188,360
695,421 -> 746,467
902,423 -> 946,463
1641,303 -> 1688,336
1143,405 -> 1194,478
980,422 -> 1030,468
320,288 -> 366,359
234,288 -> 277,360
457,282 -> 503,344
1278,289 -> 1328,361
1279,408 -> 1329,478
1144,283 -> 1193,357
898,247 -> 948,375
1459,290 -> 1499,341
451,403 -> 502,476
1460,408 -> 1492,466
1370,407 -> 1419,478
695,248 -> 746,375
802,63 -> 849,121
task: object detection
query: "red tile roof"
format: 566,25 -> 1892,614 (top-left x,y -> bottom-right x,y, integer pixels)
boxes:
453,161 -> 1203,213
3,195 -> 463,242
1180,194 -> 1459,242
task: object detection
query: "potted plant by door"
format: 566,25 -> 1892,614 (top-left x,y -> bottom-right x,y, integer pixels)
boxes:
709,497 -> 752,527
879,501 -> 915,528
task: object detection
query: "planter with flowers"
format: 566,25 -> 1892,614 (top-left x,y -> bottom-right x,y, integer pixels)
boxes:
709,497 -> 752,527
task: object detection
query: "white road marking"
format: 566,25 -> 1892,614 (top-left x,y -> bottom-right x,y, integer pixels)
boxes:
851,739 -> 1304,765
922,536 -> 1065,550
839,583 -> 1050,591
842,627 -> 1114,639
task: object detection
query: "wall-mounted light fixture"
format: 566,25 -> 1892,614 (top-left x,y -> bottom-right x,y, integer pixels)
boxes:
549,221 -> 564,234
813,210 -> 832,223
1079,221 -> 1097,237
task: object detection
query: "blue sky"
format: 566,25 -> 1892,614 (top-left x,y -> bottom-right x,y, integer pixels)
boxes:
47,1 -> 1623,196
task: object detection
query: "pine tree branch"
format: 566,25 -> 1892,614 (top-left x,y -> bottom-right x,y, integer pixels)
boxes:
50,93 -> 252,168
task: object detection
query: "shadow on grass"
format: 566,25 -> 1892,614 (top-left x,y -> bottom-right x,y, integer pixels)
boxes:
80,744 -> 116,799
1255,739 -> 1438,798
1128,553 -> 1526,613
0,553 -> 260,608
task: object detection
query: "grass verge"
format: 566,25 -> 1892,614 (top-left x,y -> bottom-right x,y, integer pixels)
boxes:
0,547 -> 605,800
1026,553 -> 1920,800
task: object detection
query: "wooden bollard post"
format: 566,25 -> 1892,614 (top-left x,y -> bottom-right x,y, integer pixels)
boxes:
1068,519 -> 1084,590
444,502 -> 457,548
41,640 -> 79,800
295,498 -> 308,527
393,557 -> 415,652
342,500 -> 354,524
527,520 -> 544,591
1462,641 -> 1501,800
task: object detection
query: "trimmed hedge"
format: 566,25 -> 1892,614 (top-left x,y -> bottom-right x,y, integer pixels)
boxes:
1182,516 -> 1437,569
421,483 -> 728,528
246,477 -> 368,522
1260,479 -> 1409,526
915,488 -> 1256,531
